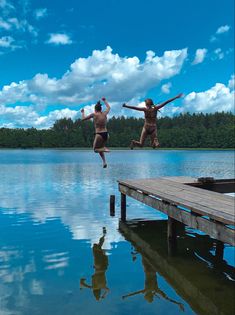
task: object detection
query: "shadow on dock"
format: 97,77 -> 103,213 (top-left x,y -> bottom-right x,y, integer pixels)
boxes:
119,219 -> 235,315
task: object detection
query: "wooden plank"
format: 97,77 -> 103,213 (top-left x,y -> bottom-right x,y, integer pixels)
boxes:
141,179 -> 234,212
119,179 -> 234,219
126,178 -> 234,207
119,184 -> 235,245
118,181 -> 234,224
156,178 -> 235,204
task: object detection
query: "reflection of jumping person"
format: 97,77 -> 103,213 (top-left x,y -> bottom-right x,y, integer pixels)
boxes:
81,97 -> 110,168
122,257 -> 184,311
122,94 -> 183,149
80,228 -> 109,301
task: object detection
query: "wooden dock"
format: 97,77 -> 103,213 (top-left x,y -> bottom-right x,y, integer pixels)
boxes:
118,177 -> 235,249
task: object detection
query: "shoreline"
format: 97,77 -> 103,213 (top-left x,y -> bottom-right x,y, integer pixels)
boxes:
0,147 -> 234,151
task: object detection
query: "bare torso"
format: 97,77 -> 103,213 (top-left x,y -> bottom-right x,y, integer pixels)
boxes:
144,107 -> 157,127
93,112 -> 107,132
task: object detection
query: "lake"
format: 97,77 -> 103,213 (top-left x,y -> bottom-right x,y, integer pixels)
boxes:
0,149 -> 234,315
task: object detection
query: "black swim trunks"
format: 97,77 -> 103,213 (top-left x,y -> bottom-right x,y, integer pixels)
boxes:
95,132 -> 108,141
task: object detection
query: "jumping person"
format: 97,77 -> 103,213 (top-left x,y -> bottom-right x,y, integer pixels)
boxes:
81,97 -> 110,168
122,94 -> 183,149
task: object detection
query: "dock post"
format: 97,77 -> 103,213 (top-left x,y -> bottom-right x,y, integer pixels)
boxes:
121,193 -> 126,221
110,195 -> 115,216
167,217 -> 177,255
215,240 -> 224,261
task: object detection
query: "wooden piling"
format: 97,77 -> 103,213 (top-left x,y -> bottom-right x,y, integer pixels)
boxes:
167,217 -> 177,255
215,240 -> 224,261
121,193 -> 126,221
110,195 -> 115,216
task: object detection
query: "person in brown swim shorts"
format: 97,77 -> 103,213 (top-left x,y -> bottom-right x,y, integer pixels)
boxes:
122,93 -> 183,149
81,97 -> 110,168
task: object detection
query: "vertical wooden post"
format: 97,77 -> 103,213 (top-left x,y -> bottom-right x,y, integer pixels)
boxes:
215,240 -> 224,261
110,195 -> 115,216
121,193 -> 126,221
167,217 -> 177,255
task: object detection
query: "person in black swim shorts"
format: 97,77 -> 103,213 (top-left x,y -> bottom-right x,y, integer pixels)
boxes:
81,97 -> 110,168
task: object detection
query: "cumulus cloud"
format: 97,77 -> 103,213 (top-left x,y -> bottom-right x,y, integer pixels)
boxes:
161,82 -> 172,94
183,75 -> 235,113
46,33 -> 73,45
192,48 -> 207,65
34,8 -> 47,20
0,105 -> 79,129
0,46 -> 188,107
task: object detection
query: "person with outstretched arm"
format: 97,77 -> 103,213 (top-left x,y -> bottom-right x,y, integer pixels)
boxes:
122,94 -> 183,149
81,97 -> 110,168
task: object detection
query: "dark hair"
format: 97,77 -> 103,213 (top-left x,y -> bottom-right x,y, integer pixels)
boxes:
145,98 -> 154,106
95,100 -> 102,112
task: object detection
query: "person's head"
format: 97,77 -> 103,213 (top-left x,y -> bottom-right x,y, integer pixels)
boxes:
145,98 -> 154,108
144,291 -> 154,303
93,289 -> 101,300
95,101 -> 102,112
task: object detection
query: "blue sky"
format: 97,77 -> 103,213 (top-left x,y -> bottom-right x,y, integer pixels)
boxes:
0,0 -> 234,128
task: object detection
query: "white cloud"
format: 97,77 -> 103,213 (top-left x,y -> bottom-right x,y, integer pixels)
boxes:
0,46 -> 189,128
216,25 -> 230,34
46,33 -> 73,45
0,0 -> 15,14
210,24 -> 230,42
192,48 -> 207,65
34,8 -> 47,20
183,75 -> 234,113
214,48 -> 224,60
161,82 -> 172,94
228,75 -> 235,90
0,105 -> 79,129
0,18 -> 11,30
0,2 -> 38,55
0,46 -> 188,108
0,36 -> 14,48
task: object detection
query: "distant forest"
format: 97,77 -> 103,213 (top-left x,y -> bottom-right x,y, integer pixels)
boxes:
0,112 -> 234,148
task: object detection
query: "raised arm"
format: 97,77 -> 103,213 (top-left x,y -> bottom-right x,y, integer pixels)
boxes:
102,97 -> 111,115
156,93 -> 183,110
122,103 -> 146,111
81,109 -> 94,121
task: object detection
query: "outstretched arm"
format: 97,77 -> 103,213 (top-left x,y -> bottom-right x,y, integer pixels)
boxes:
156,93 -> 183,110
81,109 -> 94,121
102,97 -> 111,115
122,103 -> 146,111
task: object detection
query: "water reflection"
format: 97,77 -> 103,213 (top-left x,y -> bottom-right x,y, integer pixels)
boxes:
80,227 -> 110,301
122,255 -> 184,311
119,219 -> 235,315
0,150 -> 234,315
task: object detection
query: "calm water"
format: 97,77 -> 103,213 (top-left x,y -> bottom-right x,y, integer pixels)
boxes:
0,149 -> 234,315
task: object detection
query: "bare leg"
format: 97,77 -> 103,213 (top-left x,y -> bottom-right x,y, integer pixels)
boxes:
99,152 -> 107,168
150,130 -> 160,149
93,134 -> 108,167
131,128 -> 147,149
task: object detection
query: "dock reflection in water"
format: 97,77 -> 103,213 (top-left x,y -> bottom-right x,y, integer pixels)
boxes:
119,219 -> 235,315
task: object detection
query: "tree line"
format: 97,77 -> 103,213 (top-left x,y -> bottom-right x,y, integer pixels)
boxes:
0,112 -> 234,148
